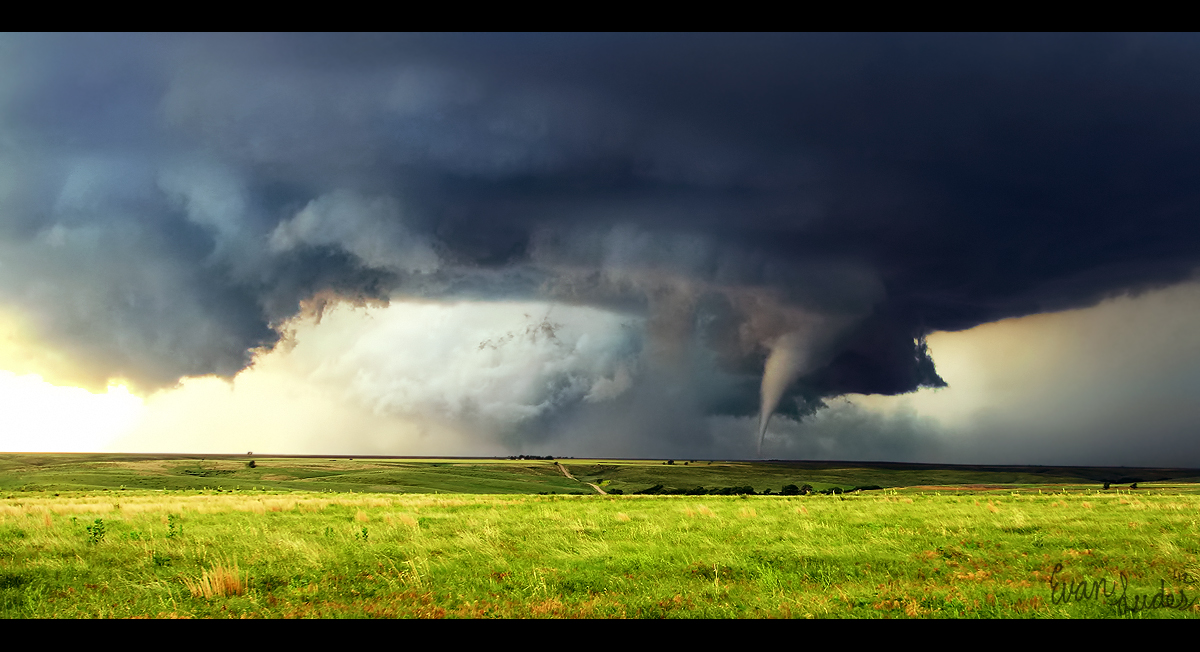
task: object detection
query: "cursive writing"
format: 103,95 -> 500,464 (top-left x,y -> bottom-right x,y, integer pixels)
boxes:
1049,563 -> 1197,616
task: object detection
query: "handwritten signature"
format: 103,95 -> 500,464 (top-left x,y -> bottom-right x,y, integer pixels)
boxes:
1049,563 -> 1197,616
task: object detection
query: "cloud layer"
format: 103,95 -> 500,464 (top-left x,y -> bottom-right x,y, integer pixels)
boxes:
5,34 -> 1200,457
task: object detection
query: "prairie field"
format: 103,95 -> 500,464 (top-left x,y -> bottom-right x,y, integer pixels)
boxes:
1,455 -> 1199,618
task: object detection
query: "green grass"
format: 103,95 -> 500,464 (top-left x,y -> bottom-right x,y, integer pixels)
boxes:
2,487 -> 1199,618
0,455 -> 589,495
2,454 -> 1198,618
3,454 -> 1192,496
569,461 -> 1087,495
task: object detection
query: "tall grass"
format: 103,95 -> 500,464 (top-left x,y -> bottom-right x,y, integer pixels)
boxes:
182,561 -> 245,599
1,488 -> 1199,618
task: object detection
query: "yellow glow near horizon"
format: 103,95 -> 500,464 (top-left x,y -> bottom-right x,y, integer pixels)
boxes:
0,370 -> 144,452
0,305 -> 116,392
7,280 -> 1200,455
0,303 -> 147,452
848,280 -> 1200,430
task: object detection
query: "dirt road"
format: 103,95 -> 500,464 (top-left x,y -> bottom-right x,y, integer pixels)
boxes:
555,462 -> 607,495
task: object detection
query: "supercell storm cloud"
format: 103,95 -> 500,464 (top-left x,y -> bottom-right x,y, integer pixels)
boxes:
5,33 -> 1200,458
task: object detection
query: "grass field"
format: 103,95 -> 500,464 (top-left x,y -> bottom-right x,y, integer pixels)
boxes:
1,455 -> 1199,618
5,453 -> 1194,495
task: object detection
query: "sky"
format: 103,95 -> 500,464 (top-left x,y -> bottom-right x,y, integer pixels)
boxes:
2,33 -> 1200,465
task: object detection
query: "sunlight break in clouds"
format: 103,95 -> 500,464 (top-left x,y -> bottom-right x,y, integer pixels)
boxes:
0,372 -> 143,452
110,300 -> 641,456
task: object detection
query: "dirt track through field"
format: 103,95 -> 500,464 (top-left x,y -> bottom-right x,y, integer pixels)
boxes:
556,462 -> 607,495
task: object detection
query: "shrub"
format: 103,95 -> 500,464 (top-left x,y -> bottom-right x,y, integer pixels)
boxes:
85,519 -> 105,544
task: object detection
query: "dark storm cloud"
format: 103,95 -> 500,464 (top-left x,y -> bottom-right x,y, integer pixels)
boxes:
4,33 -> 1200,418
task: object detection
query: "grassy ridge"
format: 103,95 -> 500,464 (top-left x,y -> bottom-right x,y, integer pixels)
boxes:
2,488 -> 1199,618
4,454 -> 1197,495
0,456 -> 588,495
572,461 -> 1098,495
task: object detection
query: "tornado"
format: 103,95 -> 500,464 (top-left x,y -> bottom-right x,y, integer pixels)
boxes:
757,332 -> 808,457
